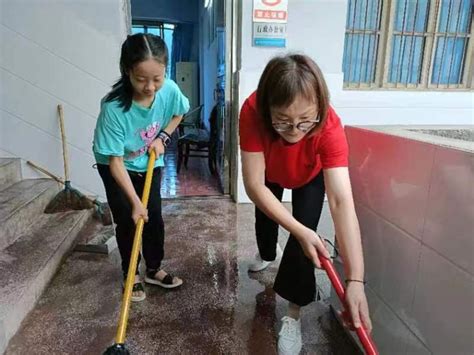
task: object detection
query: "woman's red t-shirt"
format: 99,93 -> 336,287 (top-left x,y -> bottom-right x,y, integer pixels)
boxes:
239,91 -> 349,189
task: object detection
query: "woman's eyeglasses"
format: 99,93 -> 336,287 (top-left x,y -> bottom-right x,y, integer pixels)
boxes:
272,118 -> 320,133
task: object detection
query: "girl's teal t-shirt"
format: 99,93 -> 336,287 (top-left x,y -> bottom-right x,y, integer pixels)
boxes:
93,79 -> 190,172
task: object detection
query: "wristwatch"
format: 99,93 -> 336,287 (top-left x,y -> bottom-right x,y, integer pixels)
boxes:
158,130 -> 171,147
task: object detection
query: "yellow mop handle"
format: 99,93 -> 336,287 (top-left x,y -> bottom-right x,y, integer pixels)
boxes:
115,150 -> 156,344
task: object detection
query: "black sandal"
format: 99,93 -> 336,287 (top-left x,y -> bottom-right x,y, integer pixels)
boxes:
144,269 -> 183,289
122,281 -> 146,302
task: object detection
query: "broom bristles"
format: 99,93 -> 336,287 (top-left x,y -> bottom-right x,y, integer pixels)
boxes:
103,343 -> 130,355
44,186 -> 94,213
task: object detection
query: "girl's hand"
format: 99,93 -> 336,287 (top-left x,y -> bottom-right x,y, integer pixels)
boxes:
341,282 -> 372,333
297,229 -> 331,268
148,138 -> 165,159
131,201 -> 148,224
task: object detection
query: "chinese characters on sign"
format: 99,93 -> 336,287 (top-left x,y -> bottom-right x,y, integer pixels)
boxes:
254,10 -> 287,21
254,23 -> 287,35
253,0 -> 288,48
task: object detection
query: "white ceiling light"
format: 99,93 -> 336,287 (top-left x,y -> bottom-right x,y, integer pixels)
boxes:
205,0 -> 211,9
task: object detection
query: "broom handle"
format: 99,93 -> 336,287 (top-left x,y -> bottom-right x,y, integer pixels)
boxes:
320,255 -> 379,355
57,104 -> 69,182
27,160 -> 64,184
115,150 -> 156,345
26,160 -> 100,206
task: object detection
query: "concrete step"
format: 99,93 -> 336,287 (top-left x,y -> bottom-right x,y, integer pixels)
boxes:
74,222 -> 117,254
0,179 -> 60,251
0,209 -> 93,353
0,158 -> 21,192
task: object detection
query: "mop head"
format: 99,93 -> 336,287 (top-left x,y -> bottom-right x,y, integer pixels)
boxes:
44,181 -> 94,213
103,343 -> 130,355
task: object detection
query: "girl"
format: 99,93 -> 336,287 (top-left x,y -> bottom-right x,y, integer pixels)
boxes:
93,33 -> 189,302
239,54 -> 372,354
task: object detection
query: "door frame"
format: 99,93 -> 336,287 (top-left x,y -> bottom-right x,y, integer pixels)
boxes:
224,0 -> 241,200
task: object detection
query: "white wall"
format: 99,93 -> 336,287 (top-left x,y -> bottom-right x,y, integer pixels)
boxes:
0,0 -> 129,198
236,0 -> 474,203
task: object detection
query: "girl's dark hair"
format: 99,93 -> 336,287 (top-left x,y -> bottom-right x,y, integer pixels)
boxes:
104,33 -> 168,111
256,54 -> 330,138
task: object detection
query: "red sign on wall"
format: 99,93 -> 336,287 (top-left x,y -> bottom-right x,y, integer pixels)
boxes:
253,0 -> 288,24
262,0 -> 282,5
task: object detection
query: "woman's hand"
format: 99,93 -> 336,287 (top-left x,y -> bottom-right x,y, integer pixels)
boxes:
297,229 -> 331,268
131,201 -> 148,224
148,138 -> 165,159
341,282 -> 372,333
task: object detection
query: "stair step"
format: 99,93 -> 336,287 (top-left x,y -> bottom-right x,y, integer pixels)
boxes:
0,209 -> 93,353
0,158 -> 21,192
0,179 -> 60,250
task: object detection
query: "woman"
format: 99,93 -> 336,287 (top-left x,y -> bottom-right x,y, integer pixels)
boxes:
239,54 -> 372,354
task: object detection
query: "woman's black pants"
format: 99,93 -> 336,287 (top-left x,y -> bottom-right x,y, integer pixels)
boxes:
255,171 -> 325,307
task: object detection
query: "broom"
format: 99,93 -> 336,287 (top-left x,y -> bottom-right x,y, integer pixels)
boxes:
27,160 -> 112,225
320,248 -> 379,355
44,105 -> 94,213
103,151 -> 156,355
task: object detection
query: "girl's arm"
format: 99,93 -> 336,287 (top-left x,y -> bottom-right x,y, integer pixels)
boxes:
109,156 -> 148,224
241,150 -> 330,267
324,167 -> 372,332
149,115 -> 184,158
162,115 -> 184,135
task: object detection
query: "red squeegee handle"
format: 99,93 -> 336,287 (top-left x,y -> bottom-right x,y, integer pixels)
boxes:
320,255 -> 379,355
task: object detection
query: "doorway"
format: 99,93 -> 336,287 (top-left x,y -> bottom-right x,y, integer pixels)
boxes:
130,0 -> 237,199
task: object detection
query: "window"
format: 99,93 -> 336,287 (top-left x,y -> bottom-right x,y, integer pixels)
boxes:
343,0 -> 473,89
132,22 -> 175,78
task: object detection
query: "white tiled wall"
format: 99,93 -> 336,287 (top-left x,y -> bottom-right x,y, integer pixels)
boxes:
356,203 -> 422,327
347,127 -> 436,240
0,0 -> 128,198
336,127 -> 474,354
422,148 -> 474,275
411,246 -> 474,354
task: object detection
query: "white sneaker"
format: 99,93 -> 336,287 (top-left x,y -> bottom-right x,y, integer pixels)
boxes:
278,316 -> 302,355
248,243 -> 283,272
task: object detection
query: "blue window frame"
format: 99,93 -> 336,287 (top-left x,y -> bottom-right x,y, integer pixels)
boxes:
343,0 -> 473,89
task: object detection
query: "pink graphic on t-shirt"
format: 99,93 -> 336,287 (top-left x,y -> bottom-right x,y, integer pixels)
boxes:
140,123 -> 159,145
126,122 -> 160,160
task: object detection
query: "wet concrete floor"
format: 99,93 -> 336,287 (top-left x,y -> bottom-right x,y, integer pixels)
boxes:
5,198 -> 358,355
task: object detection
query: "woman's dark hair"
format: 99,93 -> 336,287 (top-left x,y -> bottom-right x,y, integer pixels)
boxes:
256,54 -> 330,138
104,33 -> 168,111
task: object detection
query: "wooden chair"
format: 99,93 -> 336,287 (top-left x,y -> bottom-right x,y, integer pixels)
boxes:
177,105 -> 218,175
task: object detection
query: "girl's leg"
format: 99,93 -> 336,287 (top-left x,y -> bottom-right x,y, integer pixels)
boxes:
138,167 -> 164,270
254,180 -> 284,261
273,171 -> 325,307
137,167 -> 182,288
97,164 -> 141,277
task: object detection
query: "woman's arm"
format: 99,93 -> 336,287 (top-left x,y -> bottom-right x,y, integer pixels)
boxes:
109,156 -> 148,224
241,150 -> 330,267
324,167 -> 364,279
324,167 -> 372,332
